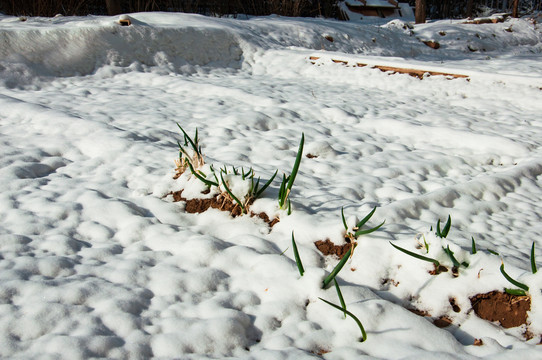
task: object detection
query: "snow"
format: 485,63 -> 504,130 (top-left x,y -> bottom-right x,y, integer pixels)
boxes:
1,10 -> 542,359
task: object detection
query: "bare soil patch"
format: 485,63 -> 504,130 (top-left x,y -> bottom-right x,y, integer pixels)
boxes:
314,238 -> 351,259
470,291 -> 531,329
169,190 -> 279,227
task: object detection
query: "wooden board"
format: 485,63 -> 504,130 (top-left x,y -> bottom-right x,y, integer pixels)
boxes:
309,56 -> 469,80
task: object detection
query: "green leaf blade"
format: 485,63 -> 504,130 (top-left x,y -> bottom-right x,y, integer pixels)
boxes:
531,242 -> 537,274
286,133 -> 304,192
292,232 -> 304,277
355,207 -> 377,229
255,170 -> 278,198
278,174 -> 287,207
341,207 -> 348,231
354,220 -> 385,237
220,172 -> 245,214
318,297 -> 367,342
188,162 -> 218,187
389,242 -> 440,267
505,288 -> 527,296
500,263 -> 529,292
443,245 -> 460,268
177,123 -> 200,156
322,247 -> 352,289
442,215 -> 452,238
333,278 -> 347,318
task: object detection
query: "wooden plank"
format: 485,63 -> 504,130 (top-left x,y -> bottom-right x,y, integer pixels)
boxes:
357,63 -> 469,79
308,56 -> 469,79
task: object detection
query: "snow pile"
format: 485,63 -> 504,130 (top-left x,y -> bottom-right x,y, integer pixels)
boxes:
0,11 -> 542,359
2,11 -> 541,88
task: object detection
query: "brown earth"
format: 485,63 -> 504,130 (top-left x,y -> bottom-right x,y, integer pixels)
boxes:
421,40 -> 440,49
449,297 -> 461,313
407,291 -> 532,335
428,264 -> 450,275
474,339 -> 484,346
408,308 -> 453,328
470,291 -> 531,329
314,238 -> 352,259
169,190 -> 279,226
433,316 -> 453,328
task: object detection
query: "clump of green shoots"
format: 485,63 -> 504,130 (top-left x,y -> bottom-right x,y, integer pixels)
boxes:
320,207 -> 384,287
278,133 -> 304,215
175,124 -> 276,214
390,215 -> 468,275
500,241 -> 537,296
219,166 -> 277,214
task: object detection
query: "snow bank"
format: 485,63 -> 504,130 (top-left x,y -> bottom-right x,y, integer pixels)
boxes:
3,12 -> 541,89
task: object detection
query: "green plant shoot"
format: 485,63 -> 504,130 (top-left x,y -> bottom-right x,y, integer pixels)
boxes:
254,170 -> 278,198
531,242 -> 537,274
343,207 -> 385,243
436,215 -> 451,238
292,232 -> 304,277
443,245 -> 461,268
500,262 -> 529,295
322,247 -> 353,288
318,297 -> 367,342
177,123 -> 202,159
187,162 -> 218,187
334,278 -> 347,318
278,133 -> 304,211
220,172 -> 246,213
389,242 -> 440,267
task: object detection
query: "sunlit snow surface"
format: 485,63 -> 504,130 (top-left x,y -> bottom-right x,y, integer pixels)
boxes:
1,11 -> 542,359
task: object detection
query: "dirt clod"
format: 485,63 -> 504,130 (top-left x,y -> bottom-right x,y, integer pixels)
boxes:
250,211 -> 280,227
433,316 -> 453,328
314,239 -> 351,259
408,308 -> 429,317
422,40 -> 440,49
449,298 -> 461,313
470,291 -> 531,328
429,264 -> 449,275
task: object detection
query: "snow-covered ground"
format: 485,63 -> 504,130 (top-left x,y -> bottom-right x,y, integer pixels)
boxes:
1,11 -> 542,359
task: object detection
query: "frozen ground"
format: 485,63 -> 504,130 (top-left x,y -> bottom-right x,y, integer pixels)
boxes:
1,11 -> 542,359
